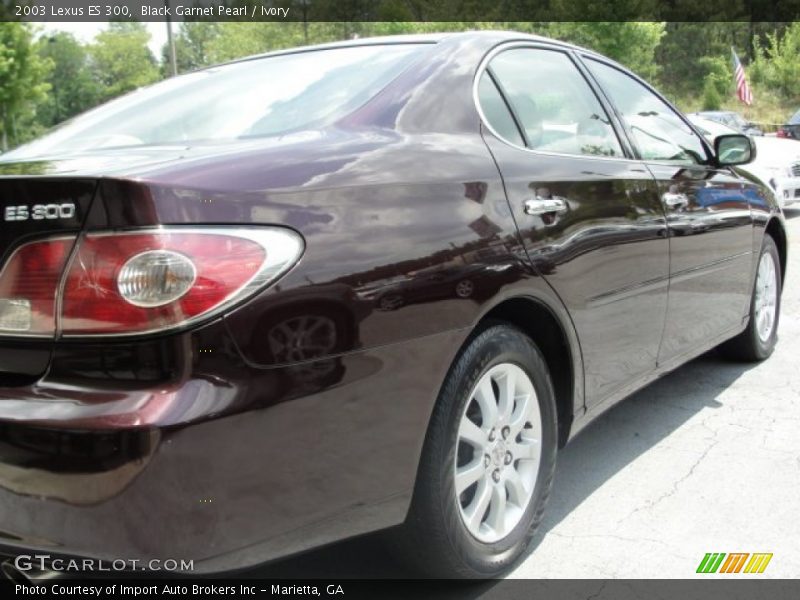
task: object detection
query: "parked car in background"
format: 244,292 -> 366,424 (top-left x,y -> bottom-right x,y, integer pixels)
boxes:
688,114 -> 800,209
0,31 -> 786,580
691,110 -> 764,136
777,108 -> 800,140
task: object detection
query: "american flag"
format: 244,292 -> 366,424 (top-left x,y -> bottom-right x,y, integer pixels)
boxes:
732,48 -> 753,106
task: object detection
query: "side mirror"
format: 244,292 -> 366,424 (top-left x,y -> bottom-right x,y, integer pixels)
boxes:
714,134 -> 756,166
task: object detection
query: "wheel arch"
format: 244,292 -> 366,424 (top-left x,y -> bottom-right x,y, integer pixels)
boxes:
765,217 -> 787,285
474,295 -> 582,448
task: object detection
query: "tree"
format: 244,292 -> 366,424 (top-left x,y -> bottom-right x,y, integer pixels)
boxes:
89,22 -> 160,102
37,32 -> 100,127
543,22 -> 666,80
701,76 -> 722,110
656,22 -> 748,98
161,22 -> 221,75
750,22 -> 800,99
0,22 -> 51,150
204,23 -> 305,63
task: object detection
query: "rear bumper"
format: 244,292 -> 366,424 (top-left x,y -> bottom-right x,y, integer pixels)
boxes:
0,322 -> 466,573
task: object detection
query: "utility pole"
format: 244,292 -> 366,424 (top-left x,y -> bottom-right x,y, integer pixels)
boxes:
165,0 -> 178,76
301,0 -> 311,45
48,37 -> 61,123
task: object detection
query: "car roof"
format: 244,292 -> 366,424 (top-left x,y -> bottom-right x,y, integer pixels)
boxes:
224,30 -> 595,67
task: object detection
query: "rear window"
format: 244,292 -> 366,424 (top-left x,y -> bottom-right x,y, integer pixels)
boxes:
5,44 -> 425,159
790,110 -> 800,124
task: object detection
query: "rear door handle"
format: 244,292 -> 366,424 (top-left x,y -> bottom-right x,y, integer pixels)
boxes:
524,196 -> 568,216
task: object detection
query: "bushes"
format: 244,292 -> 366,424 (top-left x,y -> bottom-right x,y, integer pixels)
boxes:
750,23 -> 800,100
701,77 -> 722,110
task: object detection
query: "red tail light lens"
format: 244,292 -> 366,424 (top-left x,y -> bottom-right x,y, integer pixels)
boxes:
776,129 -> 788,138
60,228 -> 303,336
0,237 -> 76,336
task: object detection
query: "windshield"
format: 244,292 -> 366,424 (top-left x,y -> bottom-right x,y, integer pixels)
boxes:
790,109 -> 800,125
4,44 -> 425,160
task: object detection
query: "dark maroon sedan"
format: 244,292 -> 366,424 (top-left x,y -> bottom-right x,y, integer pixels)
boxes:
0,32 -> 786,579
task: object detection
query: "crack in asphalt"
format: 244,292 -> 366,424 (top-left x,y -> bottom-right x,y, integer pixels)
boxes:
614,439 -> 721,527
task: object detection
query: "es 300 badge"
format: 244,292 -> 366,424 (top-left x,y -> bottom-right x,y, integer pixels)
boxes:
4,203 -> 76,222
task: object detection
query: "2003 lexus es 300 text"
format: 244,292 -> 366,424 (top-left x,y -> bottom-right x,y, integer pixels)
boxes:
0,32 -> 786,578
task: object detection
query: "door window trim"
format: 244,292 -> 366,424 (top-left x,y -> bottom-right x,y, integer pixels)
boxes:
473,41 -> 635,163
481,68 -> 530,147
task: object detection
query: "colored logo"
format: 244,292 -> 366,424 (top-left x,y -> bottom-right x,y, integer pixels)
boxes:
696,553 -> 773,574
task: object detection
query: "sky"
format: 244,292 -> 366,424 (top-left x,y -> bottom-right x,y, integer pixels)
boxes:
39,22 -> 169,58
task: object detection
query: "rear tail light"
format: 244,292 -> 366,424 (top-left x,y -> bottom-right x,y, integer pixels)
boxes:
0,237 -> 75,335
0,227 -> 303,338
117,250 -> 197,307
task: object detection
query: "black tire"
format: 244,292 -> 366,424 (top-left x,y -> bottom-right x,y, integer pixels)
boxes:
719,234 -> 782,361
397,323 -> 558,578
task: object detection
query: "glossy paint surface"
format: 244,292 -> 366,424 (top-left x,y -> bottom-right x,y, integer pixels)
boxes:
0,323 -> 467,571
647,164 -> 754,362
0,31 -> 785,572
485,138 -> 670,406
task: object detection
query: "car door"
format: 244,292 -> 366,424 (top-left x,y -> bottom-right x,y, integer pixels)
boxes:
477,45 -> 670,408
583,58 -> 754,364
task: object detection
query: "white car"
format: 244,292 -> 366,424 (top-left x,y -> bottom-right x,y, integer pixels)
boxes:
688,115 -> 800,209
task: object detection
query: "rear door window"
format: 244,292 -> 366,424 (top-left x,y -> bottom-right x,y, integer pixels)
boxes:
481,47 -> 623,158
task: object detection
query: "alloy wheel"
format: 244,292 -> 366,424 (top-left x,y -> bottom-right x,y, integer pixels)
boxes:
454,363 -> 542,543
754,251 -> 778,343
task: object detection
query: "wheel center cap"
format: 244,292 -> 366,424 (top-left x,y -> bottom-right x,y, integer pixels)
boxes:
491,442 -> 507,467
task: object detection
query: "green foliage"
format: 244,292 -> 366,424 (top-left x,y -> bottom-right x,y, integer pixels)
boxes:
656,22 -> 748,97
0,22 -> 52,150
697,55 -> 732,97
89,22 -> 160,102
750,22 -> 800,100
204,23 -> 306,63
161,22 -> 221,74
701,76 -> 722,110
37,32 -> 101,127
543,22 -> 666,80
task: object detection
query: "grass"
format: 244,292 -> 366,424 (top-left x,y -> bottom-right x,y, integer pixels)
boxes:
675,88 -> 797,131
